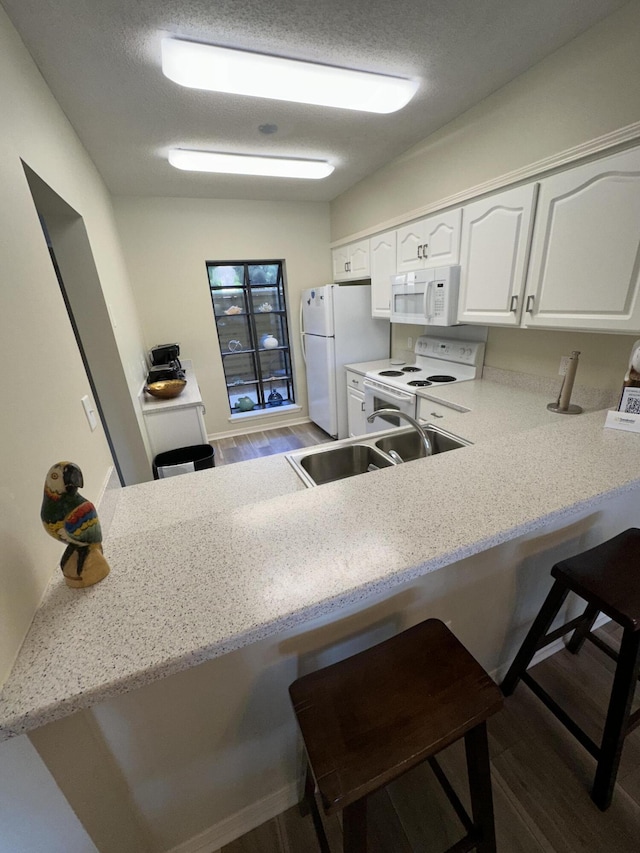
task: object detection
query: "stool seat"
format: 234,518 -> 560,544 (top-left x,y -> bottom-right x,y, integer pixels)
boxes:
290,619 -> 502,852
552,528 -> 640,630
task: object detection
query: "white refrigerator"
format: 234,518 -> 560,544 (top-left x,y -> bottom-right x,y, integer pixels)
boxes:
301,283 -> 389,439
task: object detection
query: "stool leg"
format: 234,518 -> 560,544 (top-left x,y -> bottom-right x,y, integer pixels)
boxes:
465,722 -> 497,853
343,799 -> 367,853
592,629 -> 640,811
501,580 -> 569,696
566,603 -> 599,654
302,764 -> 332,853
299,763 -> 317,817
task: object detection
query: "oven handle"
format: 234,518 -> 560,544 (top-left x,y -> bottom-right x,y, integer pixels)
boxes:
363,379 -> 414,402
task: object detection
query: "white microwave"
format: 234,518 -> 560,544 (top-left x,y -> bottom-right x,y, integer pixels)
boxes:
390,265 -> 460,326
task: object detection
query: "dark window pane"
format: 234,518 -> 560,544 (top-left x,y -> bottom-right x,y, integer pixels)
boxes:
207,260 -> 294,414
248,264 -> 278,285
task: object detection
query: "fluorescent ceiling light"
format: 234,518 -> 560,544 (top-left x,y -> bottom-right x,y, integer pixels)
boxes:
161,38 -> 418,114
168,149 -> 334,179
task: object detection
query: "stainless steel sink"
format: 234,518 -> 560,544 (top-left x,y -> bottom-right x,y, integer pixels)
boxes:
287,424 -> 471,487
375,427 -> 468,462
298,444 -> 394,486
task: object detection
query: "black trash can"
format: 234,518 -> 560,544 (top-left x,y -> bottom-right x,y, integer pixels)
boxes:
152,444 -> 215,480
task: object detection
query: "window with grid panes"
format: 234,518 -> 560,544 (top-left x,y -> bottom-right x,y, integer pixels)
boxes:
206,261 -> 295,414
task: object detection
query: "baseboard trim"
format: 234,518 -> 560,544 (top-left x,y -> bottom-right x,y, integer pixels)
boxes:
491,612 -> 611,683
165,781 -> 300,853
209,416 -> 313,441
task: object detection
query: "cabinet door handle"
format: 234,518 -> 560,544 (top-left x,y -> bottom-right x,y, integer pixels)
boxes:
417,244 -> 422,259
526,295 -> 535,313
423,243 -> 428,258
510,295 -> 518,313
431,412 -> 444,418
361,402 -> 365,412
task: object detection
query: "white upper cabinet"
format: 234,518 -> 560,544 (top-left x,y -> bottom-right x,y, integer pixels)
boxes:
332,245 -> 349,280
332,238 -> 370,281
370,230 -> 397,318
396,209 -> 461,273
523,147 -> 640,332
457,184 -> 538,326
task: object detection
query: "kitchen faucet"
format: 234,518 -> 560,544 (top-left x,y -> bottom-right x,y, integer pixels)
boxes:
366,409 -> 433,457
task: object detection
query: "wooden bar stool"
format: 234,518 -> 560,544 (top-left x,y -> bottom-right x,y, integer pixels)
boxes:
501,528 -> 640,811
289,618 -> 503,852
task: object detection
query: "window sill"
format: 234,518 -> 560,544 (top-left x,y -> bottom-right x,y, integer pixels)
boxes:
228,404 -> 301,422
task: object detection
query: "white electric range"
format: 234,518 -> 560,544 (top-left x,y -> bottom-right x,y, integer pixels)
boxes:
348,335 -> 485,432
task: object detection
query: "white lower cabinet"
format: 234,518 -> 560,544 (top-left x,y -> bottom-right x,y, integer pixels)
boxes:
457,184 -> 538,326
523,146 -> 640,332
370,229 -> 396,318
346,371 -> 367,436
417,398 -> 469,435
143,404 -> 208,457
141,364 -> 208,458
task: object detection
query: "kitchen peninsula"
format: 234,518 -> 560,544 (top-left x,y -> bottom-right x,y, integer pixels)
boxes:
2,375 -> 640,851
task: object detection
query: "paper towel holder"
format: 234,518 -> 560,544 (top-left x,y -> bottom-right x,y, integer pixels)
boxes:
547,351 -> 583,414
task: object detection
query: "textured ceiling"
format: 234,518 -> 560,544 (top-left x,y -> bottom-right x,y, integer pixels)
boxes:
2,0 -> 629,202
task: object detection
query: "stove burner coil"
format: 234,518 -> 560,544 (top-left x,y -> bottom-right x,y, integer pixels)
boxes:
426,374 -> 456,383
401,366 -> 421,372
379,370 -> 404,377
407,380 -> 432,387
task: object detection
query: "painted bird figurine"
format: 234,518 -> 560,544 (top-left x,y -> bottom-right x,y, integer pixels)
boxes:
41,461 -> 103,579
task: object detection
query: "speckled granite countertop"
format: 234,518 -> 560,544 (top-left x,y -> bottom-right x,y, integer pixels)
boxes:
1,379 -> 637,741
414,368 -> 618,443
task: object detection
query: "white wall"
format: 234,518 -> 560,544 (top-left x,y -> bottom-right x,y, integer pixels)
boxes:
331,0 -> 640,389
330,1 -> 640,240
113,197 -> 331,437
0,5 -> 144,685
0,737 -> 98,853
0,8 -> 149,850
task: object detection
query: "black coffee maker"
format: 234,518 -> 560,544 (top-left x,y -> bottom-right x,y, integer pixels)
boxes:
147,343 -> 185,383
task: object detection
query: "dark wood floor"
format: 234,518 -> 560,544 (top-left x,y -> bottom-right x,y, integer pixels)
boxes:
210,422 -> 333,466
215,624 -> 640,852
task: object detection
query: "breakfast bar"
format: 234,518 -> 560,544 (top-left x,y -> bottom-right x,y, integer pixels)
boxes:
2,376 -> 640,851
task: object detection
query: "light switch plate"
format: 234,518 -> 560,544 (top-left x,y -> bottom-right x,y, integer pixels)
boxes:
81,395 -> 98,431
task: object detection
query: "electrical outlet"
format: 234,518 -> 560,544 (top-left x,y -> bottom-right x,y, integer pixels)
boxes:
407,336 -> 413,350
559,355 -> 570,376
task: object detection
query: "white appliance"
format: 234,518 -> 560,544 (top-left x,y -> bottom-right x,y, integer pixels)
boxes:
391,265 -> 460,325
358,335 -> 484,432
301,283 -> 389,439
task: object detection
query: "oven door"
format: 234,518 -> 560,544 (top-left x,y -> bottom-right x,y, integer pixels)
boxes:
363,379 -> 417,432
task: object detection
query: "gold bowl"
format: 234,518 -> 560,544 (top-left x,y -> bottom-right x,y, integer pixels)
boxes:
145,379 -> 187,399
